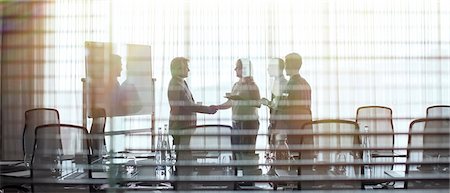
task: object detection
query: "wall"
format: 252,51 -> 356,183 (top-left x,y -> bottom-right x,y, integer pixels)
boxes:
1,2 -> 46,160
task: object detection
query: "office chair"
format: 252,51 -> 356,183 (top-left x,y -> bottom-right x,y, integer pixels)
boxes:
299,119 -> 362,190
88,108 -> 107,163
32,124 -> 91,193
176,125 -> 234,190
426,105 -> 450,118
23,108 -> 60,168
406,118 -> 449,189
356,106 -> 397,187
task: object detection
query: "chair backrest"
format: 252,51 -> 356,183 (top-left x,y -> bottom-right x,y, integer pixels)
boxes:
89,108 -> 107,161
179,125 -> 232,157
300,120 -> 361,189
407,118 -> 449,189
32,124 -> 90,193
356,106 -> 394,177
274,107 -> 312,145
356,106 -> 394,150
23,108 -> 60,167
177,125 -> 234,190
426,105 -> 450,118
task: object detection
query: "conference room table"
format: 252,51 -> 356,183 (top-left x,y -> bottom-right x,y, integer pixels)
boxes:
1,154 -> 449,191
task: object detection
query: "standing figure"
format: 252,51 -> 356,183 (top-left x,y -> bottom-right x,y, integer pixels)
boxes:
167,57 -> 217,182
261,58 -> 288,140
105,54 -> 125,115
260,58 -> 289,175
168,57 -> 217,144
215,59 -> 261,176
91,54 -> 141,116
277,53 -> 312,146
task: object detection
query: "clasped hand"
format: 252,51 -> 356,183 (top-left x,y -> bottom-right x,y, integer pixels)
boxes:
206,105 -> 219,114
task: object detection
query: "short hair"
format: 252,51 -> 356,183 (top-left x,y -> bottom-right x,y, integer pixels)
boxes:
285,52 -> 302,71
170,57 -> 189,76
235,58 -> 243,68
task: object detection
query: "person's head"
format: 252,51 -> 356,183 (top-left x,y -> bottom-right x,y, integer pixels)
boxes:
285,52 -> 302,76
110,54 -> 122,79
170,57 -> 190,78
268,58 -> 285,77
234,59 -> 244,78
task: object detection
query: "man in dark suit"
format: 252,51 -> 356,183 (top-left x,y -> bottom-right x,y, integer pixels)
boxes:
278,52 -> 312,146
167,57 -> 216,187
168,57 -> 217,144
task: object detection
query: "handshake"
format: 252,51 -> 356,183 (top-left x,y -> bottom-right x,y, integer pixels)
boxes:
203,98 -> 273,114
206,105 -> 220,114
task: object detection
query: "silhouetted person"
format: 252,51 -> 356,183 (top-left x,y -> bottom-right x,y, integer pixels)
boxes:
261,58 -> 288,134
168,57 -> 217,185
268,58 -> 288,101
118,54 -> 147,115
277,53 -> 312,146
215,59 -> 261,176
103,54 -> 126,116
103,54 -> 141,116
120,79 -> 142,114
168,57 -> 217,143
168,57 -> 217,186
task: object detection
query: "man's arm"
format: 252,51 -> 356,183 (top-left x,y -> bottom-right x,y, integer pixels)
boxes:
168,81 -> 215,114
216,99 -> 232,110
190,103 -> 217,114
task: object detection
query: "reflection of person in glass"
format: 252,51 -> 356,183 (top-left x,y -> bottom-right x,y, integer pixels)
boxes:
260,58 -> 288,173
260,58 -> 288,131
214,59 -> 261,166
106,54 -> 141,116
120,72 -> 142,114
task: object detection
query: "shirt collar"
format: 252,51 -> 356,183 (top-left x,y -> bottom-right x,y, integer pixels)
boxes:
172,76 -> 184,83
291,74 -> 301,79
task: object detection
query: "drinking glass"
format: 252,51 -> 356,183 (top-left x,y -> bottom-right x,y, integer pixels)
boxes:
126,155 -> 137,176
221,155 -> 233,175
335,153 -> 347,175
24,154 -> 31,168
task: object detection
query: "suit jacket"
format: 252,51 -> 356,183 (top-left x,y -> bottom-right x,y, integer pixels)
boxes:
277,74 -> 312,144
168,77 -> 210,143
285,74 -> 311,110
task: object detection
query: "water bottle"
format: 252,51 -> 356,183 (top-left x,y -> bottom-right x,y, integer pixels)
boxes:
335,153 -> 347,175
221,155 -> 233,175
24,153 -> 31,169
126,155 -> 137,177
162,124 -> 169,175
52,152 -> 62,178
155,127 -> 165,178
363,126 -> 372,177
274,133 -> 291,171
